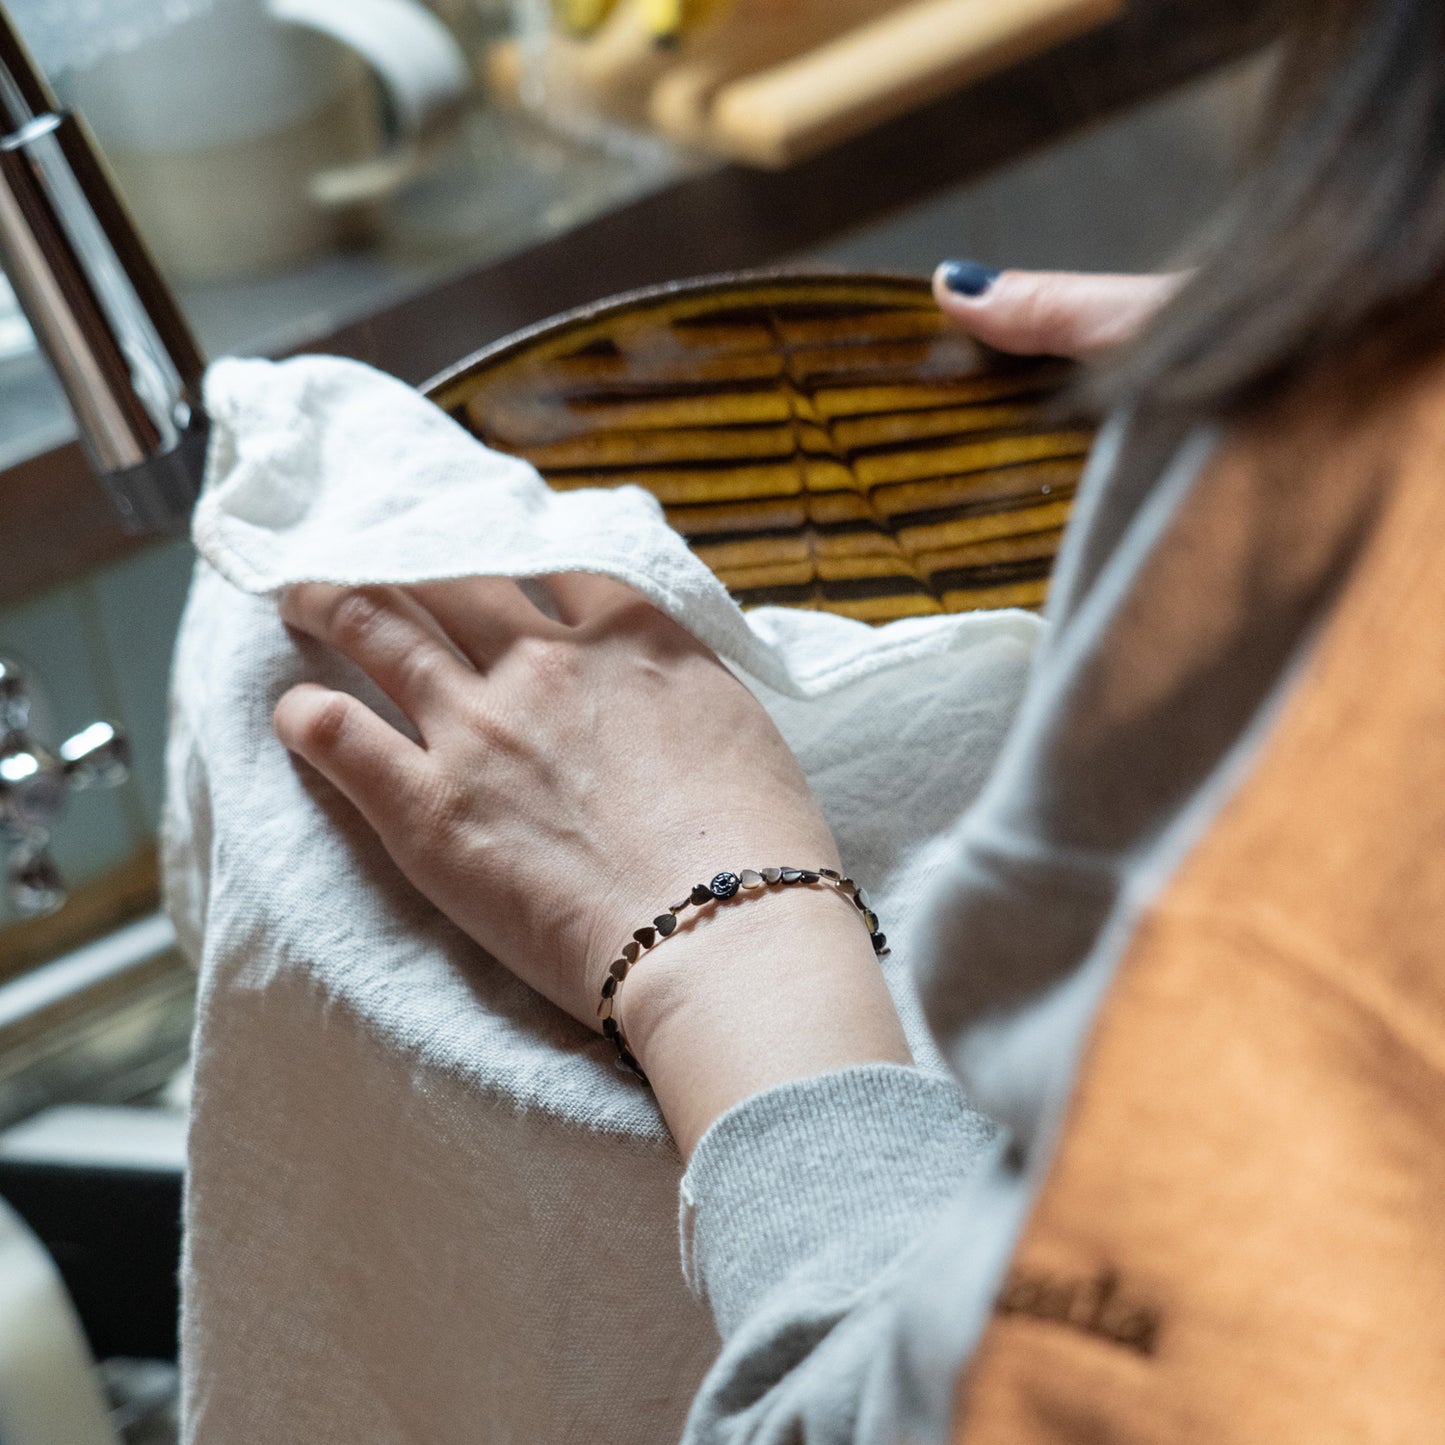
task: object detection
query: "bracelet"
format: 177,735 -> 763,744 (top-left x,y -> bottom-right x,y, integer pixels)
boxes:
597,866 -> 888,1083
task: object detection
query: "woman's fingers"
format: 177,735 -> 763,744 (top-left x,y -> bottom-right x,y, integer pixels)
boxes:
274,682 -> 431,833
408,577 -> 560,668
279,584 -> 474,733
932,264 -> 1186,361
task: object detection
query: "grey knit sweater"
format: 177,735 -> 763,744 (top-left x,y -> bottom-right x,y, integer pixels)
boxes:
675,393 -> 1372,1442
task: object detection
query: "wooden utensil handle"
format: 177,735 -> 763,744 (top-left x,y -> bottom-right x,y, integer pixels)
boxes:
706,0 -> 1123,167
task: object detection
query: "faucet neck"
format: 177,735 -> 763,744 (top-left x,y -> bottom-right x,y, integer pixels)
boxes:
0,8 -> 58,132
0,3 -> 209,536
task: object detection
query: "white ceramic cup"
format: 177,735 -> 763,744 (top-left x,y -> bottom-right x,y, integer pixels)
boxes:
57,0 -> 471,279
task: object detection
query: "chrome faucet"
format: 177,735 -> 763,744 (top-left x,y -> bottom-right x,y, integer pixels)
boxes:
0,7 -> 207,534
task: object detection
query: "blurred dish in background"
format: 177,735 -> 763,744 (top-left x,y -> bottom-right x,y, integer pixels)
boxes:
554,0 -> 731,45
0,1196 -> 118,1445
49,0 -> 469,280
494,0 -> 1122,167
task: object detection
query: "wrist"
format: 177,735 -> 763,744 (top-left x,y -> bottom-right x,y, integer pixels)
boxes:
615,879 -> 912,1158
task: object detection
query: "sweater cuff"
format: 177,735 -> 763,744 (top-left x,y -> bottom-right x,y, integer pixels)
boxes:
679,1063 -> 999,1339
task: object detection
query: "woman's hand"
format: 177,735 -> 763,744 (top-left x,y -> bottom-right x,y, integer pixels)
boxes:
932,262 -> 1184,360
268,267 -> 1176,1149
274,575 -> 912,1153
273,575 -> 838,1026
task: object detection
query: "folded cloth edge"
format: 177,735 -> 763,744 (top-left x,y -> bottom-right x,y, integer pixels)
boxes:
194,356 -> 1043,702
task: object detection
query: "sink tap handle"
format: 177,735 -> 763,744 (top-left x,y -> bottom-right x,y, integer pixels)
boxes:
0,656 -> 131,918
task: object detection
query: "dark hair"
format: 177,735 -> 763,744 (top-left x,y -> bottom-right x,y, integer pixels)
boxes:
1105,0 -> 1445,417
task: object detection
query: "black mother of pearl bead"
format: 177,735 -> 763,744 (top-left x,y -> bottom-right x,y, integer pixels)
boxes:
871,932 -> 887,954
602,1017 -> 619,1038
633,925 -> 657,948
709,871 -> 741,900
601,975 -> 617,998
691,883 -> 713,906
819,868 -> 841,881
780,868 -> 803,884
761,867 -> 783,884
798,870 -> 821,884
654,913 -> 678,937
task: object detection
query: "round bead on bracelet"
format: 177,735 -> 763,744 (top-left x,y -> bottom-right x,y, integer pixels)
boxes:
597,866 -> 888,1083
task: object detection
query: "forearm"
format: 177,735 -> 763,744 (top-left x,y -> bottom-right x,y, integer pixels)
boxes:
675,1061 -> 1004,1443
618,881 -> 913,1159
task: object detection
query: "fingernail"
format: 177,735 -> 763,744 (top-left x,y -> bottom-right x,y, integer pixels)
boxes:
940,260 -> 1000,298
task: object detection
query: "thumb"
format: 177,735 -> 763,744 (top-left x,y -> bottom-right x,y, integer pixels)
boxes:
932,264 -> 1185,361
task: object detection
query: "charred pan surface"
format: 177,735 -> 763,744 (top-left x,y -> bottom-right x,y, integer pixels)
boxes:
433,273 -> 1090,623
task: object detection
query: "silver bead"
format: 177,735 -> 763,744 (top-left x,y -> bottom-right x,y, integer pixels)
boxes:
0,656 -> 30,733
0,737 -> 66,836
60,721 -> 131,790
7,838 -> 64,917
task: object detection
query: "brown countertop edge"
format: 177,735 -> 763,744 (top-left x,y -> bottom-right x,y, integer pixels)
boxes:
0,0 -> 1277,609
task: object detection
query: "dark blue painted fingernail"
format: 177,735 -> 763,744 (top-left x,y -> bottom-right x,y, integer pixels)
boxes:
940,260 -> 1000,298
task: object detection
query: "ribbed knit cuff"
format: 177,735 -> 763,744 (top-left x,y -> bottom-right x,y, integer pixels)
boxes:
680,1064 -> 998,1339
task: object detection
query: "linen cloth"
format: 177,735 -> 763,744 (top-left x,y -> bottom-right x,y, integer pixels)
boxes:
165,355 -> 1039,1444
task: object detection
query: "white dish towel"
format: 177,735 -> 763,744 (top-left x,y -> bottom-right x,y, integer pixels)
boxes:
165,355 -> 1042,1445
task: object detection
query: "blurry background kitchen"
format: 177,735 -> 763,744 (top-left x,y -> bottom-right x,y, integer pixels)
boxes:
0,1 -> 1275,1440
